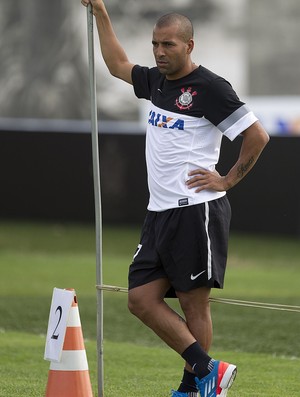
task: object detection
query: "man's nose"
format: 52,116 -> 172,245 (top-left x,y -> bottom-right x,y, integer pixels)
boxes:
155,44 -> 165,57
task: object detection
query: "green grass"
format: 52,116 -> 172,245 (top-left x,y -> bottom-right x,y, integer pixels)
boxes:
1,333 -> 299,397
0,221 -> 299,396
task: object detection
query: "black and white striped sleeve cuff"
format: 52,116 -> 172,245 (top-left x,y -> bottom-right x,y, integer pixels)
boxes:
217,105 -> 258,141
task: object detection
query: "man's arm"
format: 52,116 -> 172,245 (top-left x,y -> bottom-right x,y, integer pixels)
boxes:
81,0 -> 134,84
186,121 -> 270,192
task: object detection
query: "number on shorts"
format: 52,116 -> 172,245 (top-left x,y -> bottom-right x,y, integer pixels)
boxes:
133,243 -> 142,259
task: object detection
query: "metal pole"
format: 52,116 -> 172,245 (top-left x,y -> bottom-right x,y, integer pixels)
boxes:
86,5 -> 104,397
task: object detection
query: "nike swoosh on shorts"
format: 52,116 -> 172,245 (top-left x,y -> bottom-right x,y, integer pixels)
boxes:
190,270 -> 206,280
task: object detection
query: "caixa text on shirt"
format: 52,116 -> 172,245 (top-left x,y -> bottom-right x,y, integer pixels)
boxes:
148,110 -> 184,130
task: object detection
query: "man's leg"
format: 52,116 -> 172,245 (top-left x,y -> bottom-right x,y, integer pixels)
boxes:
177,287 -> 212,363
128,281 -> 237,396
128,280 -> 214,389
175,287 -> 212,393
175,287 -> 237,397
128,278 -> 197,354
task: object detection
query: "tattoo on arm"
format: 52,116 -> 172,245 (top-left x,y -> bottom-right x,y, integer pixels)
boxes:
237,156 -> 255,178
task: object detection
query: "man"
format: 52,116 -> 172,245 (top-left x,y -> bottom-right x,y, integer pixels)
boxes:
81,1 -> 269,396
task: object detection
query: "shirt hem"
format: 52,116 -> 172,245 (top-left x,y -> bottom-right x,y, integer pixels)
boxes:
147,191 -> 226,212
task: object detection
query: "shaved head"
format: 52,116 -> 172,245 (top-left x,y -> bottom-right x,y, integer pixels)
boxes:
154,13 -> 194,43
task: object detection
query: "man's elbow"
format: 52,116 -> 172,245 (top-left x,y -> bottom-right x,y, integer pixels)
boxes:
247,121 -> 270,149
110,69 -> 119,78
260,129 -> 270,150
107,64 -> 119,78
107,62 -> 133,84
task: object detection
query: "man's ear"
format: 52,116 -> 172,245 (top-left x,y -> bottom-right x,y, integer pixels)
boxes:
187,39 -> 194,54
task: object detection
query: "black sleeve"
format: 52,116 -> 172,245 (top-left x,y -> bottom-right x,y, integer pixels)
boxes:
203,77 -> 245,126
131,65 -> 151,100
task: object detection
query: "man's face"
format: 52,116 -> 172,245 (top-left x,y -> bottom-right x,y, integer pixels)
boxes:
152,24 -> 193,80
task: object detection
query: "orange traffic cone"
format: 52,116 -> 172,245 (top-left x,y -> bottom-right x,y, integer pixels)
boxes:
45,293 -> 93,397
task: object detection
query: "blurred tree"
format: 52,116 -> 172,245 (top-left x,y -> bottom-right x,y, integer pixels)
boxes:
0,0 -> 219,121
0,0 -> 90,119
248,0 -> 300,95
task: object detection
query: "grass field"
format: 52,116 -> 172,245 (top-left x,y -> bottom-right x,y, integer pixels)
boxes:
0,221 -> 299,396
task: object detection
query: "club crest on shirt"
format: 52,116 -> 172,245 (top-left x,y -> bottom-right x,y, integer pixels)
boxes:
175,87 -> 197,110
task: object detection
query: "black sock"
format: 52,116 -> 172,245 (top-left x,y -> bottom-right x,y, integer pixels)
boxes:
177,368 -> 198,393
181,341 -> 214,379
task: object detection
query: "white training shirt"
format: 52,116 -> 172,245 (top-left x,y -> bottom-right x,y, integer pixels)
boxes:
132,65 -> 258,212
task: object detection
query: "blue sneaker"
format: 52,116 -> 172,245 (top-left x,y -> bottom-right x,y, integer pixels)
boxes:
195,360 -> 237,397
171,391 -> 198,397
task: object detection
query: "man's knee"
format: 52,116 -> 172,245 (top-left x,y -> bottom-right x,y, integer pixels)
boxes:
127,292 -> 140,316
128,279 -> 170,319
177,288 -> 211,317
128,290 -> 150,320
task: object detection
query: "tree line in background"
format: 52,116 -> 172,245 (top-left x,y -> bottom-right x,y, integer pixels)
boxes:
0,0 -> 299,121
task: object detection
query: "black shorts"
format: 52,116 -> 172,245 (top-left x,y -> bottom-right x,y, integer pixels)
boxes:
128,196 -> 231,297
